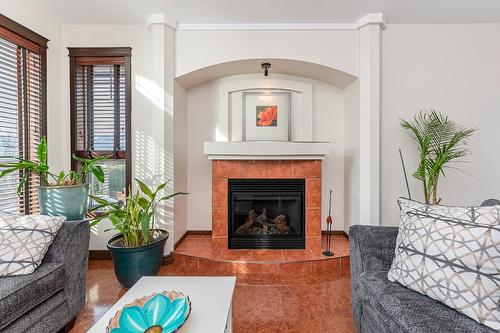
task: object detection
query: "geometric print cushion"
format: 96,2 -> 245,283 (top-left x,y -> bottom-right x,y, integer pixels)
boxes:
0,212 -> 65,276
387,198 -> 500,330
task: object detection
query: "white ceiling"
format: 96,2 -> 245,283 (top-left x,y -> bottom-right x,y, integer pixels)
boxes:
46,0 -> 500,25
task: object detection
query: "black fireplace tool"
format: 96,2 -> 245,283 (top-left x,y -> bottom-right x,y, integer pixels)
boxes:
322,189 -> 334,257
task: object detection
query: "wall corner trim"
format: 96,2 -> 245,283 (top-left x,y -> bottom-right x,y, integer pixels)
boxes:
146,13 -> 177,30
356,13 -> 386,30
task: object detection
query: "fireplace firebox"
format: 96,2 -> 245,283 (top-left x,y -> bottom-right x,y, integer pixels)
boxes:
228,179 -> 305,249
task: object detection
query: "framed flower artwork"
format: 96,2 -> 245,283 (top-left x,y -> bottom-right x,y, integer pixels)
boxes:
242,91 -> 291,141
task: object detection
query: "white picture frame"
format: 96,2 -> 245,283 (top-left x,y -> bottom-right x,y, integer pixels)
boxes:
242,91 -> 291,141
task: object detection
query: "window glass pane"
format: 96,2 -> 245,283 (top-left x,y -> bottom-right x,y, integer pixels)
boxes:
76,64 -> 126,152
0,37 -> 20,213
71,53 -> 130,203
89,159 -> 126,203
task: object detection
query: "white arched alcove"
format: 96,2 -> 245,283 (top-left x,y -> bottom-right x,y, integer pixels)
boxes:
173,21 -> 382,248
177,71 -> 347,234
173,55 -> 365,240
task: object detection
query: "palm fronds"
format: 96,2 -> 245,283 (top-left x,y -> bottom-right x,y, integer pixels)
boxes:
401,110 -> 475,204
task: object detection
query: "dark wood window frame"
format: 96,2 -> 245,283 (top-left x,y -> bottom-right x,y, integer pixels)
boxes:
0,14 -> 48,214
68,47 -> 132,195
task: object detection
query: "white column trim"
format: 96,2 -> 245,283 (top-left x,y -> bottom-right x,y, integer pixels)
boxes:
356,13 -> 385,29
358,24 -> 381,226
146,13 -> 177,30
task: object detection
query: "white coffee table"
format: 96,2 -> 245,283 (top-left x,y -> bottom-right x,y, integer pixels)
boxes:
88,276 -> 236,333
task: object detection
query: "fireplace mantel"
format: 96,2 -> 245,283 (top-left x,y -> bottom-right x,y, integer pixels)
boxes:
204,141 -> 330,160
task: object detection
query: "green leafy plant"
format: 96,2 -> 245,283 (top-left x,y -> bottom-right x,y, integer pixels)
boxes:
90,179 -> 188,247
401,110 -> 475,204
0,136 -> 109,194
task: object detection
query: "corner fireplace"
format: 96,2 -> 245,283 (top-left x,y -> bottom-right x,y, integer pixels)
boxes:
228,179 -> 305,249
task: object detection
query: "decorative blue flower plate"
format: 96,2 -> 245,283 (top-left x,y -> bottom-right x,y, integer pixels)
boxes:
106,291 -> 191,333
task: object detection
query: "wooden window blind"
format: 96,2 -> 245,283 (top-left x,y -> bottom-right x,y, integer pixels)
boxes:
68,48 -> 131,202
0,14 -> 47,214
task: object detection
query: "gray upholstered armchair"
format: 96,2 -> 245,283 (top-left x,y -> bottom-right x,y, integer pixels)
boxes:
0,220 -> 90,332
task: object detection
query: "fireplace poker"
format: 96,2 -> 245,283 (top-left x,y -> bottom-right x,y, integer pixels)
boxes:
322,189 -> 334,257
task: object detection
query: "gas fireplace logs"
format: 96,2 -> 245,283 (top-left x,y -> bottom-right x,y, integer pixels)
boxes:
236,209 -> 290,235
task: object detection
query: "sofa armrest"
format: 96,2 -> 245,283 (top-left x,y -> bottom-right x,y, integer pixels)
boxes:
42,220 -> 90,318
349,225 -> 399,331
349,225 -> 399,275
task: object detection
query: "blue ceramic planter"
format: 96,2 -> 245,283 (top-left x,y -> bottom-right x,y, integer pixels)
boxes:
38,184 -> 89,220
107,230 -> 169,288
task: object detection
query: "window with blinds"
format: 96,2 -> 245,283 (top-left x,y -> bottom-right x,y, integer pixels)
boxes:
0,15 -> 47,214
69,48 -> 131,202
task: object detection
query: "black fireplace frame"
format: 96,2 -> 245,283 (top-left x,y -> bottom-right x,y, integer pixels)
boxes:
228,178 -> 305,249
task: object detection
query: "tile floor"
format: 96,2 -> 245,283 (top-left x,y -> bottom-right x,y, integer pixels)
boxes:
70,235 -> 354,333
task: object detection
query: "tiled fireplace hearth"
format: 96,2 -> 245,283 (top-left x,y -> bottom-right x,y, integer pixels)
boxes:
212,160 -> 322,252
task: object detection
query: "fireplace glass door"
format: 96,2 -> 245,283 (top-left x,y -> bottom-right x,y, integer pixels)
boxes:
228,179 -> 305,249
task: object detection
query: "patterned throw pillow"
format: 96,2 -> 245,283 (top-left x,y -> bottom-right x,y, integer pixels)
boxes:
0,212 -> 65,276
388,198 -> 500,330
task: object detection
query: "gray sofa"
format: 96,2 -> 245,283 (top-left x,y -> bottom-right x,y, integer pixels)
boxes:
350,225 -> 496,333
0,220 -> 90,332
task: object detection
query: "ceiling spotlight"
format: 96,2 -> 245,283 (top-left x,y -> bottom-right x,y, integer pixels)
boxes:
261,63 -> 271,76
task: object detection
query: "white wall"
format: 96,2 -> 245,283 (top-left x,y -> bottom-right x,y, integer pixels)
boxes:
185,74 -> 346,231
176,30 -> 359,78
62,24 -> 175,251
2,2 -> 66,173
344,80 -> 360,233
8,6 -> 498,244
173,81 -> 188,243
381,23 -> 500,225
185,80 -> 218,231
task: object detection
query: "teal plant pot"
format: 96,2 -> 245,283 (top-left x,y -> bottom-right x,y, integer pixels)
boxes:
38,184 -> 89,221
107,230 -> 169,288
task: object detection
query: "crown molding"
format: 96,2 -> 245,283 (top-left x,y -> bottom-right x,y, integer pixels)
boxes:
154,13 -> 385,31
356,13 -> 385,29
176,22 -> 357,31
146,13 -> 177,29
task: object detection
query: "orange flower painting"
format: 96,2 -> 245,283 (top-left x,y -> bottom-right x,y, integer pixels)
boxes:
256,105 -> 278,126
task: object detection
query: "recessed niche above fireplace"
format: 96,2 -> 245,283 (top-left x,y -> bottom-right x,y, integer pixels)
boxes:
228,179 -> 305,249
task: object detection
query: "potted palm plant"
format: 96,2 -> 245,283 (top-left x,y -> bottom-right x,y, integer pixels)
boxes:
401,110 -> 475,204
90,179 -> 187,287
0,136 -> 108,220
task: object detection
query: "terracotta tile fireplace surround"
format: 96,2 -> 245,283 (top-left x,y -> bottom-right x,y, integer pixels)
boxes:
212,159 -> 322,253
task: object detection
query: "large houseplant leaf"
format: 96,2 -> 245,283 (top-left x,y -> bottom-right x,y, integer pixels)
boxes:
37,136 -> 47,165
136,179 -> 154,200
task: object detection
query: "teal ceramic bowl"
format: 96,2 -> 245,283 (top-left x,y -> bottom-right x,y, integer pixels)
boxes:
38,184 -> 89,220
107,291 -> 191,333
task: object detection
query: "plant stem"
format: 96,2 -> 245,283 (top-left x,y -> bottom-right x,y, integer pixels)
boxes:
422,175 -> 429,204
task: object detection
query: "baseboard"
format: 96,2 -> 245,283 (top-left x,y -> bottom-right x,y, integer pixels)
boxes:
174,230 -> 212,249
187,230 -> 212,235
162,253 -> 174,265
89,250 -> 111,260
322,230 -> 349,239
